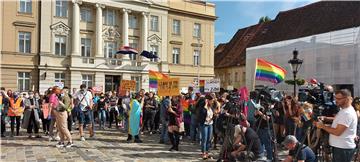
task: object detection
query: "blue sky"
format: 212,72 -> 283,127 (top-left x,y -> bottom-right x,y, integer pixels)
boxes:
212,0 -> 317,45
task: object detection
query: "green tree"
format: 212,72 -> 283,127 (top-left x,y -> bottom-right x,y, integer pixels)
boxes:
258,16 -> 271,23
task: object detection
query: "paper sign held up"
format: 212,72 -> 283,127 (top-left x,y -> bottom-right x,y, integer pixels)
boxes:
157,78 -> 180,96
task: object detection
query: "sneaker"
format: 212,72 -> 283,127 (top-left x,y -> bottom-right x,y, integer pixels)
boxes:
1,134 -> 5,137
65,142 -> 74,148
55,136 -> 60,141
80,136 -> 86,141
28,134 -> 32,138
35,135 -> 42,138
56,142 -> 64,148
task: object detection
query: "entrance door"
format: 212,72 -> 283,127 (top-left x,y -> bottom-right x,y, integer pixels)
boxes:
105,75 -> 121,92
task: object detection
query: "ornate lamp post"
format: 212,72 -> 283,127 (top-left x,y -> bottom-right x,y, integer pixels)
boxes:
288,49 -> 303,97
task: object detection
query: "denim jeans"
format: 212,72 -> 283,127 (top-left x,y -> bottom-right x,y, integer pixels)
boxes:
332,147 -> 355,162
160,120 -> 168,142
190,115 -> 199,141
258,128 -> 273,160
200,124 -> 213,153
98,109 -> 107,128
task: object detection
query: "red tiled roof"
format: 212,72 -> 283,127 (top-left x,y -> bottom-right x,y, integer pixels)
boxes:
215,1 -> 360,68
249,1 -> 360,47
215,22 -> 269,68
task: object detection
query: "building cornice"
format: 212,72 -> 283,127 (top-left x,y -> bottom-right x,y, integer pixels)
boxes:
168,8 -> 217,20
13,21 -> 36,28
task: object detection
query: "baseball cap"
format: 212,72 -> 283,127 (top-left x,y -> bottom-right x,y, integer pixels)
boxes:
282,135 -> 298,146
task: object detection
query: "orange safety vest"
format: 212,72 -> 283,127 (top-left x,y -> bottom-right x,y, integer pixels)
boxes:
8,98 -> 23,116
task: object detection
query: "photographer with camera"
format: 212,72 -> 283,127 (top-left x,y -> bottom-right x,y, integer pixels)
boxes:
255,106 -> 274,161
315,89 -> 357,162
282,135 -> 316,162
230,124 -> 263,161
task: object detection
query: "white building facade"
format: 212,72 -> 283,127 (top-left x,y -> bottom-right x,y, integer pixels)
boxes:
39,0 -> 169,93
246,27 -> 360,96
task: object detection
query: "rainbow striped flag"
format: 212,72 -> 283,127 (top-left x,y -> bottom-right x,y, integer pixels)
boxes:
181,99 -> 189,112
255,58 -> 287,84
149,70 -> 169,88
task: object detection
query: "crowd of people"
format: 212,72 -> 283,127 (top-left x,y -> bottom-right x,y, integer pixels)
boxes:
1,83 -> 360,162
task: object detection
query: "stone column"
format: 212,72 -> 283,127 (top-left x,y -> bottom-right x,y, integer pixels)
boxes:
71,0 -> 81,56
142,12 -> 149,61
142,12 -> 149,51
122,8 -> 130,59
95,3 -> 105,58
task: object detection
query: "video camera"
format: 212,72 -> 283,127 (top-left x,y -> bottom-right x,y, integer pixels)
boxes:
252,86 -> 284,112
298,83 -> 338,118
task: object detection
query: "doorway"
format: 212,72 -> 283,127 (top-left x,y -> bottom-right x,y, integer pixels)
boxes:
105,75 -> 121,92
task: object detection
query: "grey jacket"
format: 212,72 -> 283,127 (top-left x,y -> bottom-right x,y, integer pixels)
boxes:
22,98 -> 40,129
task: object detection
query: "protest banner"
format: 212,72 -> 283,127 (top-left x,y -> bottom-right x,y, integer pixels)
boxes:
119,80 -> 136,96
158,78 -> 180,96
92,85 -> 103,93
204,79 -> 220,92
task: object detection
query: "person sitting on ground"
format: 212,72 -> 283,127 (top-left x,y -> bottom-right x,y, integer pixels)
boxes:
282,135 -> 317,162
230,124 -> 263,161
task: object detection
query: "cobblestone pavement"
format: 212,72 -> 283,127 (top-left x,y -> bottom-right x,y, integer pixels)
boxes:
1,126 -> 288,162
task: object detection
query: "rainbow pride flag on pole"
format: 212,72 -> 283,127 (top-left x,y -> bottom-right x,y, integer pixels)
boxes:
255,58 -> 287,84
149,70 -> 169,88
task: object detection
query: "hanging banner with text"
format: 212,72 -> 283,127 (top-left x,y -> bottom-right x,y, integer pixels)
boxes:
204,79 -> 221,93
158,78 -> 180,96
119,80 -> 136,96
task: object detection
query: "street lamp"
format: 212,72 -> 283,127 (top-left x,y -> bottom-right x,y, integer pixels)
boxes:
288,49 -> 303,97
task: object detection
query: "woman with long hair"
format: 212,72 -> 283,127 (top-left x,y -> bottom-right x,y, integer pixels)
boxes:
167,95 -> 183,151
198,94 -> 214,159
283,96 -> 300,136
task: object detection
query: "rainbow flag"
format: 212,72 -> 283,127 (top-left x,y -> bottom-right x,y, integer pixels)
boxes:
255,58 -> 287,84
149,70 -> 169,88
181,99 -> 189,112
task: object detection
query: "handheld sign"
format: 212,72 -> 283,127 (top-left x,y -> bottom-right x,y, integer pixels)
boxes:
119,80 -> 136,96
204,79 -> 220,93
158,78 -> 180,96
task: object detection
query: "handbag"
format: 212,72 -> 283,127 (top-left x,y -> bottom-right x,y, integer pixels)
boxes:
179,121 -> 185,133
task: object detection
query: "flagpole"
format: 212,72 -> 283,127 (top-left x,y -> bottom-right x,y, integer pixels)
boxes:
252,58 -> 258,91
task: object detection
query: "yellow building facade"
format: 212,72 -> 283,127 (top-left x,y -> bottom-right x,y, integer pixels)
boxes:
0,0 -> 216,93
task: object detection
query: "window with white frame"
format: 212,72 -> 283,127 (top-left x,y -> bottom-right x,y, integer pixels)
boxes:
172,48 -> 180,64
55,35 -> 66,56
18,32 -> 31,53
193,23 -> 201,38
18,72 -> 30,91
82,74 -> 93,88
19,0 -> 32,13
131,76 -> 141,92
103,41 -> 116,58
103,9 -> 115,26
193,50 -> 200,66
54,73 -> 65,84
81,38 -> 91,57
173,19 -> 180,35
129,15 -> 137,29
129,43 -> 138,60
150,45 -> 158,62
150,15 -> 159,31
55,0 -> 67,17
80,8 -> 92,22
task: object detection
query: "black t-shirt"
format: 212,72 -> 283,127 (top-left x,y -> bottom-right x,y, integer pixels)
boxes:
289,143 -> 316,162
